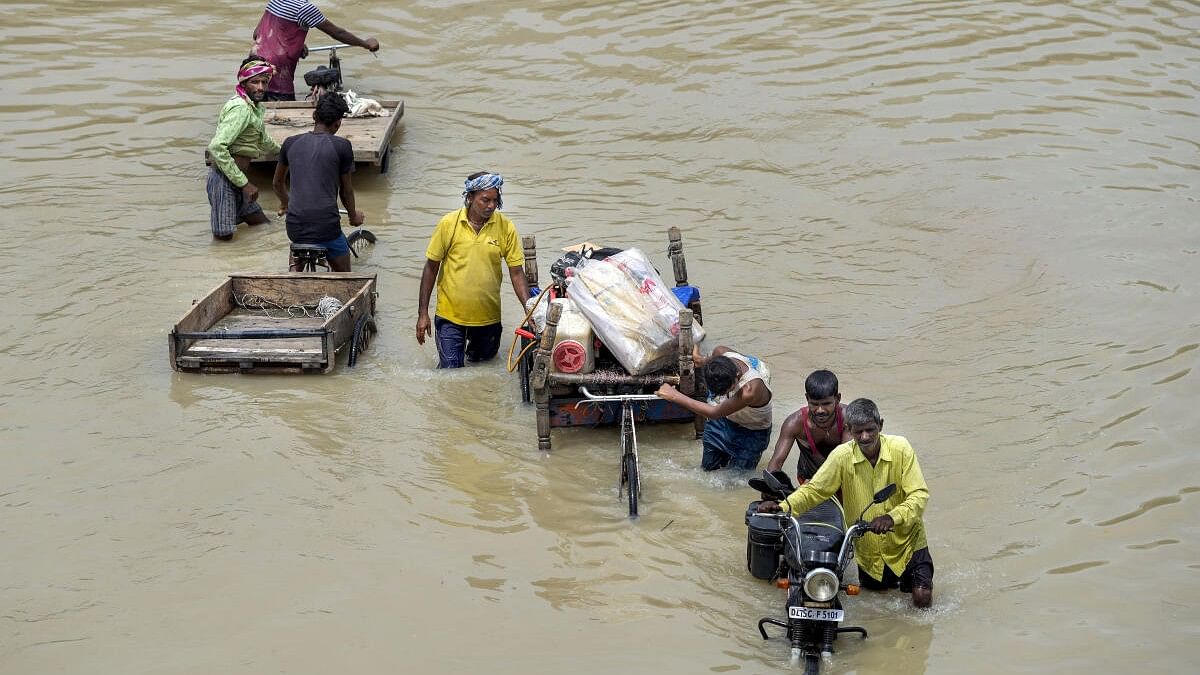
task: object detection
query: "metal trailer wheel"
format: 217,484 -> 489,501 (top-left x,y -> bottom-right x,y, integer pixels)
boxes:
348,313 -> 377,367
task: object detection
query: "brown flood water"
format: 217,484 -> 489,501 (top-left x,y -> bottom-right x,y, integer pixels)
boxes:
1,1 -> 1198,673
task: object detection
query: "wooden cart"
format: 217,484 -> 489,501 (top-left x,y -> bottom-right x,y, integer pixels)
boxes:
517,228 -> 706,451
169,273 -> 378,374
204,99 -> 405,173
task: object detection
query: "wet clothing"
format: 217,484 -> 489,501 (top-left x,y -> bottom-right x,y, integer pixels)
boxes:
712,352 -> 772,430
700,351 -> 772,471
253,0 -> 327,98
859,547 -> 934,592
701,418 -> 772,471
433,317 -> 503,369
424,208 -> 524,327
207,96 -> 280,188
779,434 -> 930,584
278,131 -> 354,243
206,167 -> 265,237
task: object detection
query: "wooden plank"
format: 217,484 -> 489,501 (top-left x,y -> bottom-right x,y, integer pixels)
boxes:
231,273 -> 375,308
183,342 -> 324,359
170,278 -> 234,372
199,99 -> 405,165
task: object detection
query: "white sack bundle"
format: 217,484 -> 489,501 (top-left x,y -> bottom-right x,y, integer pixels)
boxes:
567,248 -> 705,375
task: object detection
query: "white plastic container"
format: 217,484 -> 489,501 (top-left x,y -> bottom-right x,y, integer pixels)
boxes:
551,298 -> 595,374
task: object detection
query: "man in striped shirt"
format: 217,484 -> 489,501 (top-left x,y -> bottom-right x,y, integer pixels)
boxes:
252,0 -> 380,101
758,398 -> 935,608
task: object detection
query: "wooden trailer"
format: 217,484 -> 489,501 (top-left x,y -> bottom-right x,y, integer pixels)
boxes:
204,99 -> 405,173
169,273 -> 378,374
515,228 -> 706,451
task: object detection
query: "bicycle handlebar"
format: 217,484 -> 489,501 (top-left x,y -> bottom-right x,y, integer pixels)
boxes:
308,44 -> 352,53
578,386 -> 661,403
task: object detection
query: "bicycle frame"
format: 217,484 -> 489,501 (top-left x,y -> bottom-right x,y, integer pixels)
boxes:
578,387 -> 660,519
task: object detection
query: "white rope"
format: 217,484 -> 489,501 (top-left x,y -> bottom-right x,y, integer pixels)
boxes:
237,293 -> 344,320
316,296 -> 343,318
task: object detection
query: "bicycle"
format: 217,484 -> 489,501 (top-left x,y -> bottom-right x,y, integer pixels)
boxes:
578,387 -> 662,519
288,209 -> 377,272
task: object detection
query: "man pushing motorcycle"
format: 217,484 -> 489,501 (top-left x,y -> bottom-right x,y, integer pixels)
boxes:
757,398 -> 934,608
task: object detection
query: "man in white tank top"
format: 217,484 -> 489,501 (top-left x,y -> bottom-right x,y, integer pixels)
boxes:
657,345 -> 773,471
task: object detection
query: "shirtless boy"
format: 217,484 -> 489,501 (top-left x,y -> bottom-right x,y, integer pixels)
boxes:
765,369 -> 850,481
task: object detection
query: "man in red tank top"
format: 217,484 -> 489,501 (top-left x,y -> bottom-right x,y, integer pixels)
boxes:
251,0 -> 380,101
765,370 -> 850,482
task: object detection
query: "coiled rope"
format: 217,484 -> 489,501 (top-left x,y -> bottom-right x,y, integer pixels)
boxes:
237,294 -> 344,320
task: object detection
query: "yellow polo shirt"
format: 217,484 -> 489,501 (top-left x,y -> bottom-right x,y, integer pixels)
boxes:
425,208 -> 524,326
780,434 -> 929,582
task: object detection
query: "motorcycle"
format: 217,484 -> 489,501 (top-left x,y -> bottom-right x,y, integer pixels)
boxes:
746,470 -> 896,673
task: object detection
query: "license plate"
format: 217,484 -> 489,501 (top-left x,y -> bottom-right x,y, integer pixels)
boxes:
789,606 -> 844,622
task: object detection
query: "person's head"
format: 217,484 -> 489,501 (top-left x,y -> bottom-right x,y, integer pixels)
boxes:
704,355 -> 740,397
844,398 -> 884,455
236,59 -> 275,103
804,369 -> 841,426
313,92 -> 350,132
462,171 -> 503,223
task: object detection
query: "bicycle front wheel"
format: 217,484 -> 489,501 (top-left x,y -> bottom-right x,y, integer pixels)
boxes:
623,452 -> 639,518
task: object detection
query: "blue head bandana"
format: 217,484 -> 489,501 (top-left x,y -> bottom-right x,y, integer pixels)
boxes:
462,172 -> 503,209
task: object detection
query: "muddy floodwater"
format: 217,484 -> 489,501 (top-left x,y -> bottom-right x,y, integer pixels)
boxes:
1,1 -> 1197,673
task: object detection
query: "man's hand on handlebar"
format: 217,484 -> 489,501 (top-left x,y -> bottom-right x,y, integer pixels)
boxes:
868,514 -> 895,534
757,500 -> 782,513
656,383 -> 678,401
364,37 -> 380,52
350,209 -> 365,227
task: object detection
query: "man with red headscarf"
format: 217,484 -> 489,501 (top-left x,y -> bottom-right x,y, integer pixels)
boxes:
205,57 -> 280,241
252,0 -> 380,101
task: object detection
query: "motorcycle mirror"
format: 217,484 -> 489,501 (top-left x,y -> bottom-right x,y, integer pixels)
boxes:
873,484 -> 897,503
760,470 -> 788,495
768,470 -> 797,493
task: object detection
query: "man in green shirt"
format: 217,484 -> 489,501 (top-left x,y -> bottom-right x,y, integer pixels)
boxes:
205,58 -> 281,240
758,398 -> 934,608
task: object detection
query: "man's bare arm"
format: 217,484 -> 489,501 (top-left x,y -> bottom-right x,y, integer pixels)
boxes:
315,20 -> 379,51
766,410 -> 805,472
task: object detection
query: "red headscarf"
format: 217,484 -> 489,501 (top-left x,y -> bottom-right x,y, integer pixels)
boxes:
235,60 -> 276,103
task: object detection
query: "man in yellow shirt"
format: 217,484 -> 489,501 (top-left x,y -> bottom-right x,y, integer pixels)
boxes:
416,172 -> 530,368
758,398 -> 934,608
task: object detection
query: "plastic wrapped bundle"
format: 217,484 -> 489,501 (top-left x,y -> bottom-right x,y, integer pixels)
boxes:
567,248 -> 705,375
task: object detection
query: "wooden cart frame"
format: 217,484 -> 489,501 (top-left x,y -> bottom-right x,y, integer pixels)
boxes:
517,228 -> 706,450
169,273 -> 378,374
204,99 -> 405,173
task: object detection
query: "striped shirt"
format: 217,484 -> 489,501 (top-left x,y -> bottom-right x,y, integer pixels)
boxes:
265,0 -> 326,29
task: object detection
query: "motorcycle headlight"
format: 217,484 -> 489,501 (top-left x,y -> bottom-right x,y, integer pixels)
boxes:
803,568 -> 839,602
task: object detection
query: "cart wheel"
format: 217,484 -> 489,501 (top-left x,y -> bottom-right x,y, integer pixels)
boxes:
348,313 -> 377,367
346,228 -> 377,260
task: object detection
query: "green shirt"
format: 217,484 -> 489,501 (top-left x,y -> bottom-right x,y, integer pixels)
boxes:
779,434 -> 930,582
207,96 -> 280,187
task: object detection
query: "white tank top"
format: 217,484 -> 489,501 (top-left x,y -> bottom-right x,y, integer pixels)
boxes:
713,351 -> 772,430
